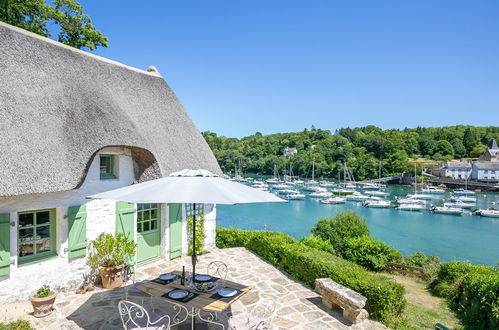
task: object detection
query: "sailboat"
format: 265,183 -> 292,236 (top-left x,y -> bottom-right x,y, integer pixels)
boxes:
303,157 -> 320,191
266,164 -> 282,184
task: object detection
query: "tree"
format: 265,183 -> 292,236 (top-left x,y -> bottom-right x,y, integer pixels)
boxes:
436,140 -> 454,157
310,211 -> 369,250
470,144 -> 487,158
0,0 -> 107,50
384,150 -> 409,175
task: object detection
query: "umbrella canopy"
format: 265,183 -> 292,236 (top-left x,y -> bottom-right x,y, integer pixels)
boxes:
87,169 -> 285,282
87,169 -> 285,204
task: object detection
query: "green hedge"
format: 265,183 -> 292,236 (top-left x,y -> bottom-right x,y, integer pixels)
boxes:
340,235 -> 402,271
216,227 -> 406,321
433,262 -> 499,329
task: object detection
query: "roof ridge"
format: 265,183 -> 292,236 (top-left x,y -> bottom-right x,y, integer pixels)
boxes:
0,21 -> 162,78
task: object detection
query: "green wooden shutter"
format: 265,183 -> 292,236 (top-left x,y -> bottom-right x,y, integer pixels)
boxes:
169,204 -> 183,259
68,205 -> 87,259
0,214 -> 11,277
116,201 -> 136,267
116,202 -> 135,240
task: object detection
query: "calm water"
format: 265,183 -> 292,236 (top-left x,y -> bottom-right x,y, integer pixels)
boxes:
218,186 -> 499,266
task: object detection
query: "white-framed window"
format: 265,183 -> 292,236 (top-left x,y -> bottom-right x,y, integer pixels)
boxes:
185,204 -> 204,217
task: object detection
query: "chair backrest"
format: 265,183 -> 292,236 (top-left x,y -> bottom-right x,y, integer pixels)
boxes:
122,264 -> 135,285
118,300 -> 168,330
250,301 -> 276,327
207,261 -> 228,284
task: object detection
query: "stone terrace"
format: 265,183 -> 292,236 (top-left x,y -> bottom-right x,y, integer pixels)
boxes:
0,247 -> 387,329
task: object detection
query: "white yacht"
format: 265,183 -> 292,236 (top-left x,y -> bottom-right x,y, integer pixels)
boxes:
451,196 -> 477,203
271,184 -> 289,190
277,189 -> 300,195
319,181 -> 336,188
474,208 -> 499,218
397,197 -> 426,205
395,203 -> 424,211
331,188 -> 354,195
453,189 -> 475,196
366,190 -> 390,197
283,192 -> 306,200
346,192 -> 370,202
430,205 -> 465,215
421,186 -> 445,194
444,201 -> 474,209
309,190 -> 333,198
363,200 -> 391,208
320,196 -> 346,204
407,193 -> 434,200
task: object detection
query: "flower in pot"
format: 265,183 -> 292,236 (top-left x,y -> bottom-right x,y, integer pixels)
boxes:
87,233 -> 136,289
29,285 -> 57,318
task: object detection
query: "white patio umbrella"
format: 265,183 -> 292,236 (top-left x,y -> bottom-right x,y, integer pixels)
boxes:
87,169 -> 285,279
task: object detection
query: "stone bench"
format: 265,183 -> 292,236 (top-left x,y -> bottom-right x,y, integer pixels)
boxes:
315,278 -> 369,324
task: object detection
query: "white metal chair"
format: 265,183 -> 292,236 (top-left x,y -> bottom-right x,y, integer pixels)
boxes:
207,261 -> 229,286
118,300 -> 171,330
122,265 -> 153,307
228,301 -> 276,330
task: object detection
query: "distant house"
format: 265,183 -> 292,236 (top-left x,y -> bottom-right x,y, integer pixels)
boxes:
283,147 -> 298,157
480,139 -> 499,162
433,161 -> 472,179
471,162 -> 499,182
0,22 -> 221,302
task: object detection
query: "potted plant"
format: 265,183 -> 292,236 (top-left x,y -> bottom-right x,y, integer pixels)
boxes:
29,285 -> 57,318
87,233 -> 136,289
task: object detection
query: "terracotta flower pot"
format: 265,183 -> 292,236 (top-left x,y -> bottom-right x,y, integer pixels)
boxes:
29,291 -> 57,318
99,264 -> 124,289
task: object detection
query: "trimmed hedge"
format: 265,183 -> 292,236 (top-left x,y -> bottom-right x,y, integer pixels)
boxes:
216,227 -> 405,321
340,235 -> 401,271
433,262 -> 499,329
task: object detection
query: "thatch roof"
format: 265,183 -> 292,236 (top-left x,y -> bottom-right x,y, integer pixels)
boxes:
0,22 -> 221,197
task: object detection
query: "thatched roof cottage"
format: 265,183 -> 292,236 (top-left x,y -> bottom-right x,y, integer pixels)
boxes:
0,21 -> 221,302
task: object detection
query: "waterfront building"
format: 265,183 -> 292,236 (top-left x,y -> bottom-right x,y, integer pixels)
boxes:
0,22 -> 221,303
471,162 -> 499,182
432,160 -> 472,179
480,139 -> 499,162
283,147 -> 298,157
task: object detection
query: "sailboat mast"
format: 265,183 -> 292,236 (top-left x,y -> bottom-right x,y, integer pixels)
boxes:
312,156 -> 315,181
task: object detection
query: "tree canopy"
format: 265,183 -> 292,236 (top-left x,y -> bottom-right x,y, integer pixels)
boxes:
0,0 -> 107,50
203,125 -> 499,180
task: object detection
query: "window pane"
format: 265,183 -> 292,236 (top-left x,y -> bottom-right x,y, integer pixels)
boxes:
137,222 -> 142,233
143,221 -> 150,232
143,211 -> 150,221
151,208 -> 157,219
36,226 -> 50,239
19,243 -> 34,257
36,212 -> 50,225
100,156 -> 111,174
151,220 -> 157,230
19,213 -> 33,227
36,240 -> 51,253
19,228 -> 34,241
137,212 -> 143,222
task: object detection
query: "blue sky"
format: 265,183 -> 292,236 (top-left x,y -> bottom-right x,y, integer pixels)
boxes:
78,1 -> 499,137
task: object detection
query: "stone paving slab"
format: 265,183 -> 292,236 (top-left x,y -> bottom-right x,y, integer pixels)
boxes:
0,247 -> 388,330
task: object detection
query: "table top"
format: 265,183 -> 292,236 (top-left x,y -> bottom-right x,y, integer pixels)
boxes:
137,274 -> 251,313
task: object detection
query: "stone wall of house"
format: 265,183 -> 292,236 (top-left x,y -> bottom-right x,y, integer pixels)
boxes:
0,147 -> 133,303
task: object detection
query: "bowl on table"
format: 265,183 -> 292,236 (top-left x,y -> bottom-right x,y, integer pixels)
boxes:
193,281 -> 216,292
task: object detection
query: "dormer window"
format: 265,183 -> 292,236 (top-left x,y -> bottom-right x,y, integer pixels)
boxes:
100,154 -> 116,179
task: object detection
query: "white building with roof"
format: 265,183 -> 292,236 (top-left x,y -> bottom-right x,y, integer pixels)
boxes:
433,161 -> 472,179
0,22 -> 221,302
283,147 -> 298,157
480,139 -> 499,162
471,162 -> 499,182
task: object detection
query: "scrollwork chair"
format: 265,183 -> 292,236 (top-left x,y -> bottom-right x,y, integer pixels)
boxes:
207,261 -> 229,286
118,300 -> 170,330
228,301 -> 276,330
122,265 -> 153,307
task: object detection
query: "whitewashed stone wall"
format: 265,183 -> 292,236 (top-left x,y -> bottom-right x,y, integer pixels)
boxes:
0,147 -> 133,303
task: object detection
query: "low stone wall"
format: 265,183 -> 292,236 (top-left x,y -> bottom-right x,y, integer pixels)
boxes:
315,278 -> 369,324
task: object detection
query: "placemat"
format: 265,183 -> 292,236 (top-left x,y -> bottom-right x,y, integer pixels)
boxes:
209,288 -> 243,303
162,289 -> 198,303
152,274 -> 179,285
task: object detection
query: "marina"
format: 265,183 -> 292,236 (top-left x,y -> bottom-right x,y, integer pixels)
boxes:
218,183 -> 499,266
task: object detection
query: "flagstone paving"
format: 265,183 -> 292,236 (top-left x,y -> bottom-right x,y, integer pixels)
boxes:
0,247 -> 388,329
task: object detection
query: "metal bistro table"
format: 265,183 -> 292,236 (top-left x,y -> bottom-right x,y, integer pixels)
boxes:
137,274 -> 251,329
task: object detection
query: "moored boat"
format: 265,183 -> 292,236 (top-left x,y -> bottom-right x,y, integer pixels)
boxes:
473,208 -> 499,218
346,192 -> 370,202
319,196 -> 346,204
397,197 -> 425,205
283,192 -> 306,200
444,201 -> 474,209
363,200 -> 391,208
451,196 -> 477,203
422,186 -> 446,194
430,205 -> 465,215
395,203 -> 424,211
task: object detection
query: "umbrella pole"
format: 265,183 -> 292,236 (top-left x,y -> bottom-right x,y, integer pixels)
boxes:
192,203 -> 197,282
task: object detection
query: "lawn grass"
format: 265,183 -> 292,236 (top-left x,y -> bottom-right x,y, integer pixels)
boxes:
378,273 -> 462,329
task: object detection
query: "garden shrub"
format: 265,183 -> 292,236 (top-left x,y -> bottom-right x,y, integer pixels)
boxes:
310,211 -> 369,250
340,235 -> 401,271
216,227 -> 406,322
432,261 -> 499,329
299,234 -> 336,255
0,320 -> 33,330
